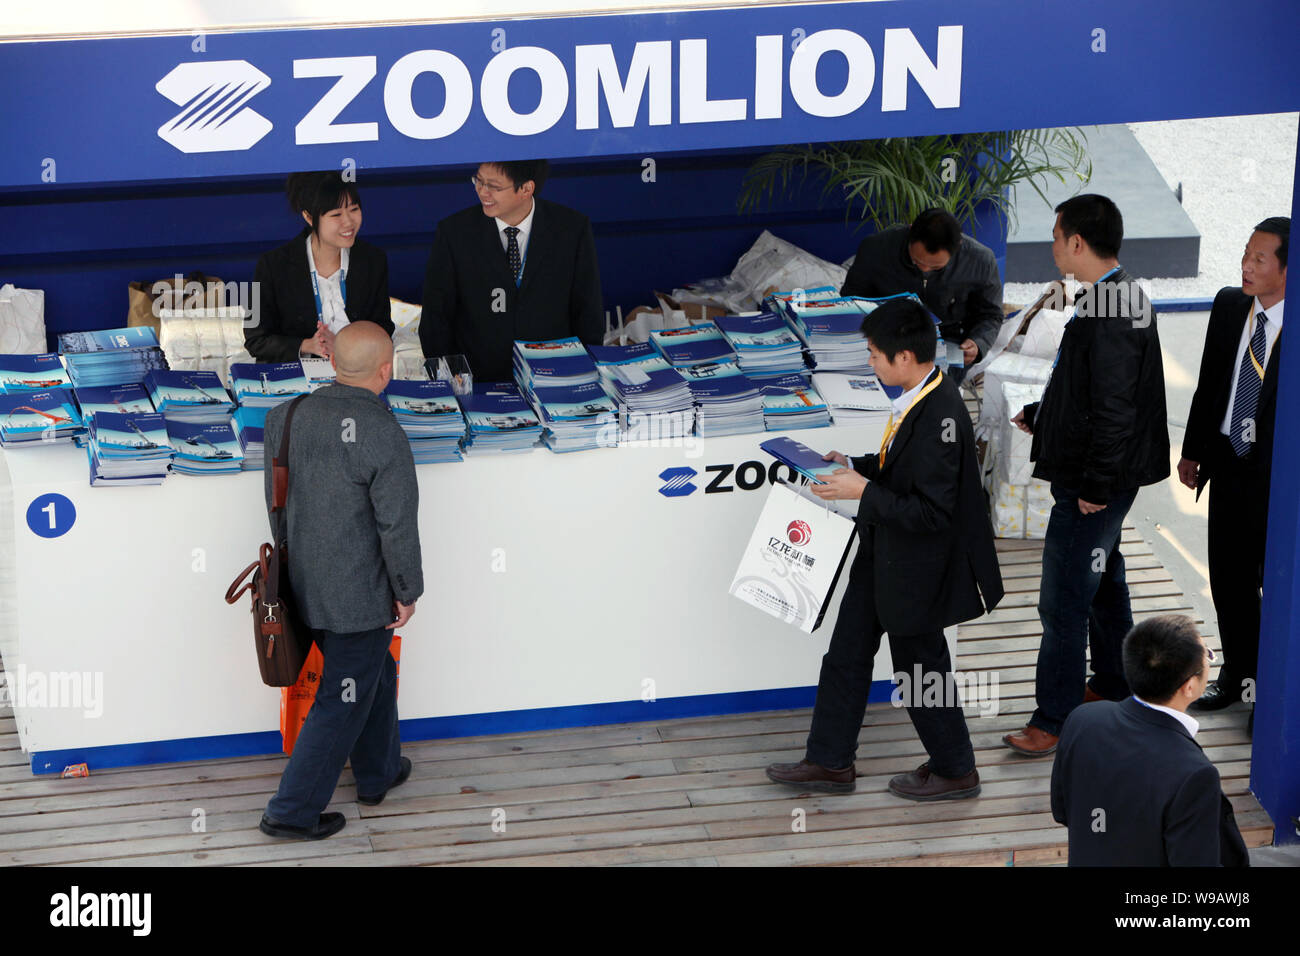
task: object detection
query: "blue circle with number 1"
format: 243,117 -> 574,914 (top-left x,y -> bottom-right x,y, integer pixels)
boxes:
26,493 -> 76,539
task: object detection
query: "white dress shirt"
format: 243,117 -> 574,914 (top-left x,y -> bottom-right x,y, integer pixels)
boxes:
305,237 -> 351,335
495,200 -> 535,280
884,366 -> 940,454
1220,296 -> 1284,435
1133,694 -> 1200,738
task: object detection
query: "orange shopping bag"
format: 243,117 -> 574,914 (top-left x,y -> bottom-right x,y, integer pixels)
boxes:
279,635 -> 402,755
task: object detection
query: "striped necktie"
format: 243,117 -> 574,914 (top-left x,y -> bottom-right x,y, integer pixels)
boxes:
1228,313 -> 1268,457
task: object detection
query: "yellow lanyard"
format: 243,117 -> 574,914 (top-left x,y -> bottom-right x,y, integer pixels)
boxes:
1246,311 -> 1267,381
878,370 -> 943,466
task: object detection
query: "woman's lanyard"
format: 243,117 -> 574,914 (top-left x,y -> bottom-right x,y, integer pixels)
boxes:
878,369 -> 943,466
306,237 -> 349,324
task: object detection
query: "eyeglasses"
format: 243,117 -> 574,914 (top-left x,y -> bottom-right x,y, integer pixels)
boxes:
470,176 -> 514,194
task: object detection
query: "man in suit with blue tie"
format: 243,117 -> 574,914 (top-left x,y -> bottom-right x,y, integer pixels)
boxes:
1177,217 -> 1288,719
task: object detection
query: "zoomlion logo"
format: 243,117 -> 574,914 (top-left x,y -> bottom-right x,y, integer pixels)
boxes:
156,61 -> 272,153
658,467 -> 698,498
786,520 -> 812,546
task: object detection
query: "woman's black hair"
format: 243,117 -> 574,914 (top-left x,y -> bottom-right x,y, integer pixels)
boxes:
286,171 -> 362,233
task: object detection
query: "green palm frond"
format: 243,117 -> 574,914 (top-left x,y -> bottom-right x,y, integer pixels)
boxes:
737,128 -> 1094,234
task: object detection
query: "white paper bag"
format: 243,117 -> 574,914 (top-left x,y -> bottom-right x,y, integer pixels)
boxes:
729,480 -> 856,633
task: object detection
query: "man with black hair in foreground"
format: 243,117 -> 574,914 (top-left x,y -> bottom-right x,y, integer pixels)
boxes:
841,207 -> 1005,385
419,159 -> 604,382
1051,614 -> 1248,866
765,297 -> 1003,800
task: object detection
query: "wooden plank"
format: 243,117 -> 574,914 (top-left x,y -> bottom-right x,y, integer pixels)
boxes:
2,804 -> 363,865
54,836 -> 377,867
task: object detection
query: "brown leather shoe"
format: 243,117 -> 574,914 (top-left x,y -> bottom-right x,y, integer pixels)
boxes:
1082,685 -> 1105,703
1003,726 -> 1059,756
887,763 -> 981,801
765,759 -> 856,794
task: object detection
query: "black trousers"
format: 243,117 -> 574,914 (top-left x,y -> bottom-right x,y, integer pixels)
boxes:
805,556 -> 976,778
1207,436 -> 1270,694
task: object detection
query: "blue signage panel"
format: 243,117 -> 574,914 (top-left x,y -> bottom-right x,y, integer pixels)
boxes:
1,0 -> 1298,187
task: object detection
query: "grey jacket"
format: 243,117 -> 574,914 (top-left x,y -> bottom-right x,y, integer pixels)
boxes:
841,224 -> 1006,362
263,383 -> 423,633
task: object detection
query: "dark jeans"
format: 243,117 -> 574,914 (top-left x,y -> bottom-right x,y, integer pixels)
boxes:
1207,437 -> 1268,694
266,625 -> 401,827
1030,483 -> 1138,736
806,557 -> 976,778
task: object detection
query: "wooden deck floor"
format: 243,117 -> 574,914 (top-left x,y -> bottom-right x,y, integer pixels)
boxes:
0,526 -> 1269,866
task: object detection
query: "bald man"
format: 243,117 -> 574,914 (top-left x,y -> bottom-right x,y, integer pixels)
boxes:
259,321 -> 424,840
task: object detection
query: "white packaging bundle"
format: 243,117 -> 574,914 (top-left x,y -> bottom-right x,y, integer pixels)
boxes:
1020,307 -> 1070,360
0,285 -> 47,354
998,381 -> 1043,485
977,351 -> 1052,442
991,480 -> 1026,538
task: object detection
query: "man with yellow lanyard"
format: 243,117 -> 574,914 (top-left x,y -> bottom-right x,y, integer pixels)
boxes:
766,297 -> 1004,800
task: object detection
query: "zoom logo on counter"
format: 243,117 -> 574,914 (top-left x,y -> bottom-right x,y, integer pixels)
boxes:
659,460 -> 800,498
156,61 -> 273,153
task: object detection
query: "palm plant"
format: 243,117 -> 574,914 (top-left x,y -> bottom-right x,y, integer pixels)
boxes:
737,129 -> 1093,233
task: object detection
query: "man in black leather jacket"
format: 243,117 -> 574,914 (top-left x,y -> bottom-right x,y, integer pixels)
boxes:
841,208 -> 1005,385
1004,194 -> 1170,757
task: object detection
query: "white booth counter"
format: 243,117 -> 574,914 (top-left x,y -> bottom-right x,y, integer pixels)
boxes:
0,421 -> 940,774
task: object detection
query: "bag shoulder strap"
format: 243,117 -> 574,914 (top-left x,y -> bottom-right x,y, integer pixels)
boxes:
271,394 -> 309,512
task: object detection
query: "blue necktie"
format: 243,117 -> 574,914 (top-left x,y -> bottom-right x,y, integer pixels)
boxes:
1228,313 -> 1268,457
504,226 -> 522,285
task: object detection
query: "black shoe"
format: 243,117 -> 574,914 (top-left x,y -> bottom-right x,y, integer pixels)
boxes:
259,812 -> 346,840
357,756 -> 412,806
765,759 -> 856,794
1190,680 -> 1241,712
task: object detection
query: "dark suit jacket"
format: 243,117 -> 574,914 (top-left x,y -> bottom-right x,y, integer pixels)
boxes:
849,369 -> 1003,634
1181,287 -> 1281,499
1050,696 -> 1249,867
419,198 -> 604,382
245,228 -> 393,363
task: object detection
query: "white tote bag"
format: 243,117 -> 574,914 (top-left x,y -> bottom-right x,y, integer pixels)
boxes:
729,480 -> 856,633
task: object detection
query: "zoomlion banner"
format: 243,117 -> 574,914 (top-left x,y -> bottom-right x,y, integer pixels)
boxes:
730,481 -> 855,634
1,0 -> 1296,187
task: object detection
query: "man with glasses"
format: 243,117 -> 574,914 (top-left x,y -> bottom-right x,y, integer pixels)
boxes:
419,160 -> 604,382
1050,615 -> 1248,866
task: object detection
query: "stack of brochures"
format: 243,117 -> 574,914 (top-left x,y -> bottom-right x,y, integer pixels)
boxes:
229,362 -> 311,408
86,411 -> 172,486
810,372 -> 893,426
144,369 -> 235,424
649,323 -> 736,369
529,381 -> 618,453
714,313 -> 806,378
682,364 -> 765,437
760,374 -> 832,431
780,291 -> 874,374
458,382 -> 543,454
233,406 -> 267,470
605,367 -> 696,440
58,327 -> 168,388
513,337 -> 600,392
383,379 -> 466,464
759,436 -> 842,484
72,383 -> 155,447
588,342 -> 673,387
0,353 -> 73,393
0,390 -> 85,446
165,419 -> 244,474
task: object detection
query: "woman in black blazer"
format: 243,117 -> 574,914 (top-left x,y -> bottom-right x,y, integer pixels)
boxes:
245,171 -> 394,363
